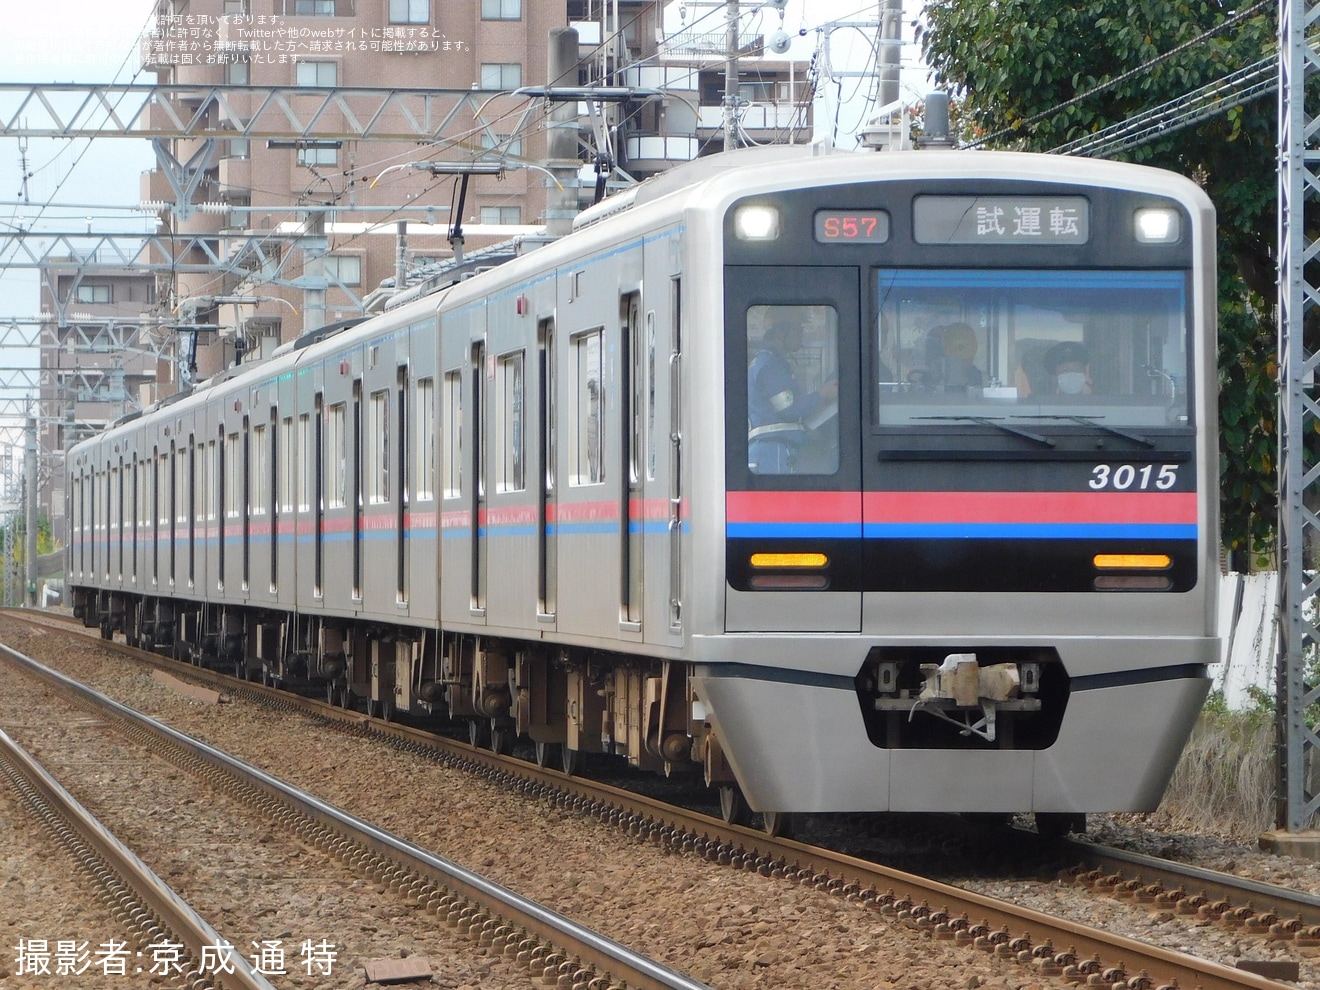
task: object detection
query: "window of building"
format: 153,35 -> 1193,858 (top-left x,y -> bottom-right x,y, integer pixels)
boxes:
497,351 -> 524,492
389,0 -> 428,23
368,388 -> 390,504
226,60 -> 249,86
571,330 -> 604,486
224,0 -> 250,14
479,206 -> 522,225
442,370 -> 462,498
480,131 -> 522,158
326,402 -> 346,508
480,63 -> 522,90
75,284 -> 111,304
323,254 -> 362,286
296,144 -> 339,167
415,377 -> 435,501
481,0 -> 521,19
284,0 -> 353,14
296,60 -> 338,87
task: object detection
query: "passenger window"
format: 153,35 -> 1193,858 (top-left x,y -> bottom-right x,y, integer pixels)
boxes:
497,351 -> 525,492
570,330 -> 605,486
415,377 -> 435,501
251,425 -> 268,514
746,305 -> 839,475
442,370 -> 462,498
326,403 -> 347,508
368,388 -> 390,504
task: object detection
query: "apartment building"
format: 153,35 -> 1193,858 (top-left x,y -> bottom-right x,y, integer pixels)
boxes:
136,0 -> 810,378
141,0 -> 568,378
38,263 -> 162,544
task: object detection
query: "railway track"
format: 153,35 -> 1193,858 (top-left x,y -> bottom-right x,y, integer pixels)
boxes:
0,630 -> 710,990
3,607 -> 1309,990
0,725 -> 275,990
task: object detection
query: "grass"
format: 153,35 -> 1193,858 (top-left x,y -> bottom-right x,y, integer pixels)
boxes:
1156,704 -> 1277,841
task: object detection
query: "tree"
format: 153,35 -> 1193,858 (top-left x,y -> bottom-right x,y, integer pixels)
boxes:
920,0 -> 1279,560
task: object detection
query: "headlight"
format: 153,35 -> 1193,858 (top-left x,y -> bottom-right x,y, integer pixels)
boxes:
1134,207 -> 1180,244
733,204 -> 780,241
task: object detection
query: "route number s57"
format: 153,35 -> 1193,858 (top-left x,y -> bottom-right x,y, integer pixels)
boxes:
1089,464 -> 1179,490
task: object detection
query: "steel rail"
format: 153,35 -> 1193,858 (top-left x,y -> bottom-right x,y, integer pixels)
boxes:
1064,837 -> 1320,929
4,610 -> 1299,990
0,725 -> 276,990
0,639 -> 713,990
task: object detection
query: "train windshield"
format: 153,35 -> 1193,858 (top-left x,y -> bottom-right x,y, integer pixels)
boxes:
874,269 -> 1190,428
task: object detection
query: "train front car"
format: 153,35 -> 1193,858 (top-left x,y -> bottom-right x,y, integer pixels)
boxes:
691,150 -> 1217,824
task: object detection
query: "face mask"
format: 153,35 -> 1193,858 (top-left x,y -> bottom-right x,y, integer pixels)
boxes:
1056,371 -> 1087,395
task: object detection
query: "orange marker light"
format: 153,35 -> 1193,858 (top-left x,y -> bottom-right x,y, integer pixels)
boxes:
750,552 -> 828,569
1093,554 -> 1172,570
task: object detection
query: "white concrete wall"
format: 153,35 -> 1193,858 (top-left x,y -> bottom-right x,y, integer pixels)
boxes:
1215,571 -> 1279,708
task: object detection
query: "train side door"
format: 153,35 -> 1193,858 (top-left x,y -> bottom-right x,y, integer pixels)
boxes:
620,291 -> 644,628
408,317 -> 440,623
469,335 -> 489,622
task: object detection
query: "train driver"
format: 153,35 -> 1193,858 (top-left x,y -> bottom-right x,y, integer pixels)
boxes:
747,319 -> 838,474
1042,340 -> 1092,395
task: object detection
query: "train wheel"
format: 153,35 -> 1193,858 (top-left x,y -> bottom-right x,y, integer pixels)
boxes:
325,682 -> 338,706
468,719 -> 489,749
489,725 -> 512,755
719,786 -> 753,827
380,699 -> 394,723
339,686 -> 355,710
99,619 -> 113,641
760,811 -> 795,839
560,746 -> 578,777
1035,812 -> 1085,840
533,742 -> 559,768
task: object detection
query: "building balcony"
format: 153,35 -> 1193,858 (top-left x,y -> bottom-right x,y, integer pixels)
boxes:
218,154 -> 252,198
623,135 -> 698,172
696,103 -> 804,132
622,64 -> 698,92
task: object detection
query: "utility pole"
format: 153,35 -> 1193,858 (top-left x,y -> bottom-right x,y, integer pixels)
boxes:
24,414 -> 36,608
724,0 -> 740,152
545,27 -> 581,237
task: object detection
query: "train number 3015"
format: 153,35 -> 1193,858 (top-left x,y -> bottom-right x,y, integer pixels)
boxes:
1088,464 -> 1179,490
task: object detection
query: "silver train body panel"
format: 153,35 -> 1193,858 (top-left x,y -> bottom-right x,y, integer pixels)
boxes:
67,146 -> 1219,815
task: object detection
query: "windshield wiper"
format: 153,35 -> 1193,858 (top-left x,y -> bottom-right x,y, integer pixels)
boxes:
914,415 -> 1055,447
1019,415 -> 1154,448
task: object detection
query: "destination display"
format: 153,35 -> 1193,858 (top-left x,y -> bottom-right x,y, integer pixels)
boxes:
913,195 -> 1089,244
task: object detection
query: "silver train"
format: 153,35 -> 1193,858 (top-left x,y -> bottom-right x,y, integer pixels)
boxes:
67,146 -> 1219,832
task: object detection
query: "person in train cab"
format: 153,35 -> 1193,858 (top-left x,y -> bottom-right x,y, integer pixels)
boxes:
1042,340 -> 1092,395
747,319 -> 838,474
926,322 -> 983,392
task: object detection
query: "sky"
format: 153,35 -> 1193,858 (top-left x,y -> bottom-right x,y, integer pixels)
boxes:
0,2 -> 159,332
0,0 -> 930,328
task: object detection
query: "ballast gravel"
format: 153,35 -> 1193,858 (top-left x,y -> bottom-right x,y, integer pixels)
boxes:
1,615 -> 1316,990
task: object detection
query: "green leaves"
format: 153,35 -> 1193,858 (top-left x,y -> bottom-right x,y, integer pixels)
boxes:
922,0 -> 1279,562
